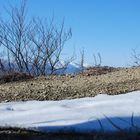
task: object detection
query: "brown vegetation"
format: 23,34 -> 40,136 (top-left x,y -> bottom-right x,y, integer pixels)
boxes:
0,66 -> 140,102
0,72 -> 33,84
79,66 -> 119,76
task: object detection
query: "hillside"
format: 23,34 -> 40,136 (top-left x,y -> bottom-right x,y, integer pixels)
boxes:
0,66 -> 140,102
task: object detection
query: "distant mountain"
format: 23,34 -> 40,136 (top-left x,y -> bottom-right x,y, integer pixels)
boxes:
56,62 -> 91,74
64,63 -> 81,74
0,59 -> 91,75
54,62 -> 80,74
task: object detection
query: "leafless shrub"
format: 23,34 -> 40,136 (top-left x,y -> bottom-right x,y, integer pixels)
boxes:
0,71 -> 33,84
80,49 -> 85,73
0,0 -> 33,74
28,18 -> 72,75
75,49 -> 85,73
0,0 -> 72,76
93,52 -> 102,67
131,48 -> 140,66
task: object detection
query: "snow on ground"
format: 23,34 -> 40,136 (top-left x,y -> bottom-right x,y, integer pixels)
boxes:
0,91 -> 140,133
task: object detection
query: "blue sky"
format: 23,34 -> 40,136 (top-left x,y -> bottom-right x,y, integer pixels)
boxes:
0,0 -> 140,66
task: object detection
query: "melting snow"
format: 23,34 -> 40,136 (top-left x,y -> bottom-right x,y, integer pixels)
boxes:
0,91 -> 140,133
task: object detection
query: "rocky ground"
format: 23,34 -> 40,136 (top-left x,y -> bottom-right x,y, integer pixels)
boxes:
0,66 -> 140,137
0,66 -> 140,102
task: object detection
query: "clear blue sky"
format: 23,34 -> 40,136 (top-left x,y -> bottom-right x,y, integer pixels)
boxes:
0,0 -> 140,67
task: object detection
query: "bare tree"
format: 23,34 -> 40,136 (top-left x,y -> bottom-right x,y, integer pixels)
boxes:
93,52 -> 102,67
0,0 -> 32,74
0,0 -> 72,76
74,49 -> 86,73
131,48 -> 140,66
28,18 -> 72,75
80,49 -> 85,73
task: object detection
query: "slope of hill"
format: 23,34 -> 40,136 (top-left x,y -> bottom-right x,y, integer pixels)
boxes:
0,66 -> 140,102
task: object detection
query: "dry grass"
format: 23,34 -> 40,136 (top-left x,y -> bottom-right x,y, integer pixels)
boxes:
0,66 -> 140,102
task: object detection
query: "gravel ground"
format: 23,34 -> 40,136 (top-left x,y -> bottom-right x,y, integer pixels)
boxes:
0,66 -> 140,102
0,66 -> 140,136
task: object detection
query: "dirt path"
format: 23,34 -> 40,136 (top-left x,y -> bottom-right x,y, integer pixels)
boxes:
0,66 -> 140,102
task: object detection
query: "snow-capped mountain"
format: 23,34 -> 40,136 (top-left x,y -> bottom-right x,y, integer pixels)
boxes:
0,59 -> 90,75
54,62 -> 80,74
56,62 -> 91,74
64,63 -> 81,74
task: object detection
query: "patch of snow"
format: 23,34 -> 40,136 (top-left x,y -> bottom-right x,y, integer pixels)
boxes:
0,91 -> 140,133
